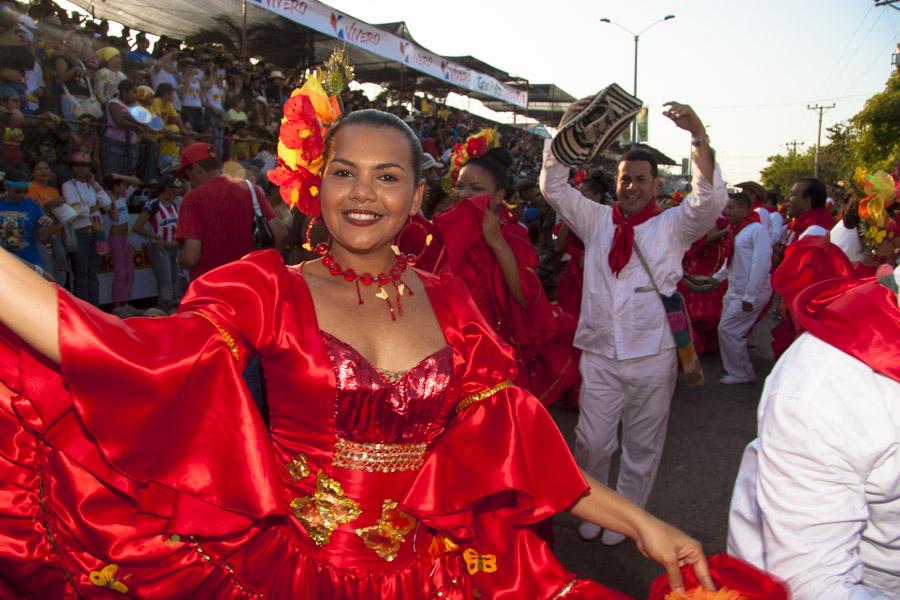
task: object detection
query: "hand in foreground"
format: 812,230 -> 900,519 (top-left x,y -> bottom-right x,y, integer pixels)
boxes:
634,516 -> 714,594
662,102 -> 705,137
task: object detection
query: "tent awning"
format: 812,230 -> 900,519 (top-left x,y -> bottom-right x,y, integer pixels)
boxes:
68,0 -> 531,110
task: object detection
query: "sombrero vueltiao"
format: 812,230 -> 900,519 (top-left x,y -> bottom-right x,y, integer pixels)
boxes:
551,83 -> 643,167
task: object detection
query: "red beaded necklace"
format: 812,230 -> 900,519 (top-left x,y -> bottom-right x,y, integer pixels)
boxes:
315,244 -> 415,321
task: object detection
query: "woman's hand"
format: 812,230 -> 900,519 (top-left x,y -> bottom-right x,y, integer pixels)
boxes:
634,515 -> 714,594
481,209 -> 505,249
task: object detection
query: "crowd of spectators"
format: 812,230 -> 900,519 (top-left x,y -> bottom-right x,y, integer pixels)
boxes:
0,0 -> 549,316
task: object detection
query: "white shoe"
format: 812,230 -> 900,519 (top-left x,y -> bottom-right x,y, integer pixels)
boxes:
720,374 -> 754,385
578,521 -> 601,541
601,529 -> 626,546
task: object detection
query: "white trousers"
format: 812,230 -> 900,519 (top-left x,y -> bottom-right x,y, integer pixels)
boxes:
718,292 -> 771,381
574,349 -> 677,509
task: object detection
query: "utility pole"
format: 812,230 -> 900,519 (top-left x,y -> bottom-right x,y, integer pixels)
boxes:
785,140 -> 805,155
807,103 -> 835,178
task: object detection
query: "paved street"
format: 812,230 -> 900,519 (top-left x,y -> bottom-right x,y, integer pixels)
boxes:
549,323 -> 777,597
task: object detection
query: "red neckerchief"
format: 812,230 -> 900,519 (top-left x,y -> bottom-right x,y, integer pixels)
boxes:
609,198 -> 663,276
723,211 -> 761,266
751,200 -> 763,211
787,207 -> 834,245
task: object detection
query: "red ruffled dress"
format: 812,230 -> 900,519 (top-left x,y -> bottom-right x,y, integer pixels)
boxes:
433,195 -> 580,407
0,250 -> 626,599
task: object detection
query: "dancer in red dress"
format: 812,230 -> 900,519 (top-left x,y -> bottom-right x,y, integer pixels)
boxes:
433,144 -> 579,406
678,216 -> 729,354
0,102 -> 714,598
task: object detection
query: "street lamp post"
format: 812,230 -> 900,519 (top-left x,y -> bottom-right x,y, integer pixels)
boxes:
600,15 -> 675,150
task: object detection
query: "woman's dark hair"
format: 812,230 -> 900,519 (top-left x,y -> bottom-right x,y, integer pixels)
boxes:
117,79 -> 135,94
580,171 -> 608,197
323,109 -> 424,184
28,157 -> 50,171
465,148 -> 513,196
154,82 -> 173,98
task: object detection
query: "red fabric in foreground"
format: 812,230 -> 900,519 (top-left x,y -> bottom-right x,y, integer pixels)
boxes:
793,276 -> 900,383
647,553 -> 788,600
0,251 -> 623,598
770,236 -> 855,359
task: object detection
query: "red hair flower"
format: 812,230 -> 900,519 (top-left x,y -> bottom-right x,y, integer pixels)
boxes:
280,94 -> 325,163
573,169 -> 586,186
268,160 -> 322,218
466,135 -> 488,159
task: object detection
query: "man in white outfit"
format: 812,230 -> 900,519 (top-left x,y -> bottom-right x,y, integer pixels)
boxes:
540,101 -> 727,543
728,264 -> 900,599
714,193 -> 772,384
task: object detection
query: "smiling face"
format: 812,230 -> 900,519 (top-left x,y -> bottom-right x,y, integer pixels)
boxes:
321,124 -> 424,257
616,160 -> 658,216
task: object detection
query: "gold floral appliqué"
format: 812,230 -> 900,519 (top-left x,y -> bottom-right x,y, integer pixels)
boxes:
286,454 -> 311,481
290,471 -> 361,546
89,563 -> 130,594
355,499 -> 416,562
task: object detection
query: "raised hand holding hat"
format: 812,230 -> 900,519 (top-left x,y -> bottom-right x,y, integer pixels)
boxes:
662,102 -> 705,138
550,83 -> 643,167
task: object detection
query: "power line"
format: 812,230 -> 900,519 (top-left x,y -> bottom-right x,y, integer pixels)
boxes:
694,92 -> 876,111
815,3 -> 875,96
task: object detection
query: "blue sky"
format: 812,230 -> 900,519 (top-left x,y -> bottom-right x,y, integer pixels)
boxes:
328,0 -> 900,184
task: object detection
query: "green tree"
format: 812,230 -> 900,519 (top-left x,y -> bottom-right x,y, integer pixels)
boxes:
760,150 -> 815,196
850,69 -> 900,172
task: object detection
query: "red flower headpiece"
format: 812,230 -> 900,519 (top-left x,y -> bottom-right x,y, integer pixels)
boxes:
268,47 -> 353,216
448,128 -> 499,182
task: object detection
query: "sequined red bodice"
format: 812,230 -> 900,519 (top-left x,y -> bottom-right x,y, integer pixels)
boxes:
321,331 -> 455,446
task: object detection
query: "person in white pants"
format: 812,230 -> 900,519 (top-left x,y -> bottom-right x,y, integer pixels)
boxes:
714,193 -> 772,384
540,101 -> 727,544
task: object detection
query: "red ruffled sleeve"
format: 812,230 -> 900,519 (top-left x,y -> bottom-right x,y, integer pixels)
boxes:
402,275 -> 608,598
11,250 -> 291,538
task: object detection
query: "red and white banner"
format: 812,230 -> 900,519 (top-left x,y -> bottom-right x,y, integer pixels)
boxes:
249,0 -> 528,109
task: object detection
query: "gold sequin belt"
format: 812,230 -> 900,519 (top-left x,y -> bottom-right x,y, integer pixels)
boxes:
332,438 -> 427,473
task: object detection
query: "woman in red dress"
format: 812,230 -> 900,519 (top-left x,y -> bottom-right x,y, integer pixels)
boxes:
0,110 -> 712,598
678,217 -> 729,354
433,148 -> 580,406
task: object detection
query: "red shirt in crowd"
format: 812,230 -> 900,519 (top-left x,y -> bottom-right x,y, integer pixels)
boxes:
176,175 -> 276,279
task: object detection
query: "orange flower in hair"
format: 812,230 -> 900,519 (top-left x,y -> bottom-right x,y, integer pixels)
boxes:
269,160 -> 322,218
270,47 -> 353,216
280,94 -> 324,163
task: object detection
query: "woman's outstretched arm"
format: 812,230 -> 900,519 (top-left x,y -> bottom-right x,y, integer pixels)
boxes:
569,470 -> 714,593
0,247 -> 60,362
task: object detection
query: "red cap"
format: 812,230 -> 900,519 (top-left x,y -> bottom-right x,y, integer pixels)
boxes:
174,142 -> 217,177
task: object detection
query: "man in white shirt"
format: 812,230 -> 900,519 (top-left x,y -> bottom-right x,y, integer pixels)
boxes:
728,265 -> 900,599
540,102 -> 727,543
61,153 -> 112,305
764,192 -> 785,247
713,193 -> 772,384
